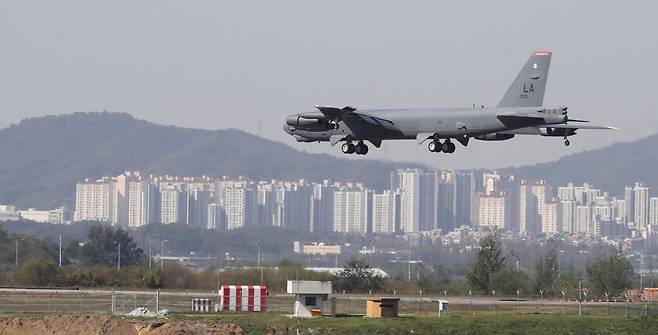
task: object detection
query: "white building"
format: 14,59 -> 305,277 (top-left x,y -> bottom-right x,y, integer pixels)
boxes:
650,197 -> 658,226
222,186 -> 255,230
207,202 -> 226,230
160,182 -> 186,225
0,205 -> 20,221
371,190 -> 397,234
18,208 -> 67,224
558,200 -> 575,233
633,183 -> 650,230
333,187 -> 368,234
74,178 -> 113,222
477,194 -> 506,229
575,205 -> 592,234
541,201 -> 558,233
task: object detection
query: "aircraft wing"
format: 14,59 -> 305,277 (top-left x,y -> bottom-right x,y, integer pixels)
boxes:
501,123 -> 617,135
496,114 -> 547,127
315,105 -> 398,131
543,124 -> 617,130
315,105 -> 357,120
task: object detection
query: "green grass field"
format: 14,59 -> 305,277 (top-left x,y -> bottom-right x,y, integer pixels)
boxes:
170,313 -> 658,335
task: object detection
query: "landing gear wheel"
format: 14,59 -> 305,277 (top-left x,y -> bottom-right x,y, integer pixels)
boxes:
441,142 -> 451,153
446,142 -> 456,153
341,142 -> 355,154
564,139 -> 570,146
354,142 -> 368,155
428,141 -> 441,153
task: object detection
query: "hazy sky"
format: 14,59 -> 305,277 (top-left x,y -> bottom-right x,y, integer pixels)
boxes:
2,1 -> 657,169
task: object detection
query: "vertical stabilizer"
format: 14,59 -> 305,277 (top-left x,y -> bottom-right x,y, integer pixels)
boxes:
497,51 -> 551,108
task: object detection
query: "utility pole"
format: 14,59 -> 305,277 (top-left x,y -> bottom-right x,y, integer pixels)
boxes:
160,240 -> 166,269
117,242 -> 121,270
148,239 -> 152,268
578,280 -> 582,316
640,253 -> 644,290
59,235 -> 62,267
15,239 -> 18,266
257,243 -> 261,268
407,244 -> 411,282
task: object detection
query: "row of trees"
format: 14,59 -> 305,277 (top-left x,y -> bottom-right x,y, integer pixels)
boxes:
466,233 -> 635,298
0,225 -> 641,296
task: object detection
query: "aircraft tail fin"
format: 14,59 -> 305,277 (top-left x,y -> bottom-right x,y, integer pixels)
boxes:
497,51 -> 552,108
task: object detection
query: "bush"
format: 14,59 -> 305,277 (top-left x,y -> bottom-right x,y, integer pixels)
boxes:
12,258 -> 60,287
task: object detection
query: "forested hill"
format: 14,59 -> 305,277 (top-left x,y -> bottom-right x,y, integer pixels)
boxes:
503,134 -> 658,195
0,112 -> 420,208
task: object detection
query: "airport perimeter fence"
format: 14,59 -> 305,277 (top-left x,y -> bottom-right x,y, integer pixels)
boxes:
0,289 -> 657,318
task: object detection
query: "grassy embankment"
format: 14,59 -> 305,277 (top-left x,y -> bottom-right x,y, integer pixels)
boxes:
172,313 -> 658,335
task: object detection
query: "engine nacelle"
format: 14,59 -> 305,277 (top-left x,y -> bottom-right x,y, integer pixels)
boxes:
475,133 -> 515,141
285,116 -> 320,127
286,112 -> 329,128
299,111 -> 326,120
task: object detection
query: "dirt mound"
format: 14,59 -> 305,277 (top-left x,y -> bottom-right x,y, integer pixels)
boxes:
0,315 -> 245,335
0,315 -> 137,335
134,321 -> 245,335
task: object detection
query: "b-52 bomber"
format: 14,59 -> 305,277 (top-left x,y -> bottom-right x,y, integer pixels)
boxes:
283,51 -> 615,155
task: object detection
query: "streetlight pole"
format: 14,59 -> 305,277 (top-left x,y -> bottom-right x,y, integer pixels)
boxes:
117,242 -> 121,270
407,245 -> 411,282
160,240 -> 166,269
15,239 -> 18,266
257,243 -> 261,268
59,234 -> 62,268
640,253 -> 644,291
148,239 -> 152,268
578,280 -> 582,316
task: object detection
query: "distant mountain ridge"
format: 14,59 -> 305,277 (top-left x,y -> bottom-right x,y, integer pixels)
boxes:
0,112 -> 422,208
503,134 -> 658,196
0,112 -> 654,209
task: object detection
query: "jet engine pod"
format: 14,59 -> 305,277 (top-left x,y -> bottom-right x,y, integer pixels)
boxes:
286,115 -> 320,127
475,133 -> 515,141
286,111 -> 329,127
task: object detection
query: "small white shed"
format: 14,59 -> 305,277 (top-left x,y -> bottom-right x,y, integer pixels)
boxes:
286,280 -> 332,317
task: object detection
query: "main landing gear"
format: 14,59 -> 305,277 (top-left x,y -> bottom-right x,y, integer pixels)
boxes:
428,139 -> 456,153
341,141 -> 369,155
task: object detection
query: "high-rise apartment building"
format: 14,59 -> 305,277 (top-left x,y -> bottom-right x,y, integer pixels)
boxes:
477,194 -> 506,229
372,190 -> 397,234
74,178 -> 113,222
159,182 -> 186,225
633,183 -> 650,230
332,187 -> 368,234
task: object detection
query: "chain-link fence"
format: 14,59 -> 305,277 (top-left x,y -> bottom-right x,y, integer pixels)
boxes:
0,289 -> 656,318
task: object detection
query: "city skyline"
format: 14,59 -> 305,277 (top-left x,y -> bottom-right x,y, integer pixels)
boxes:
3,169 -> 658,247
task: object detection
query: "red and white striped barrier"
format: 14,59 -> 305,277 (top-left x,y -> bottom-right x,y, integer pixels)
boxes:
218,285 -> 267,312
